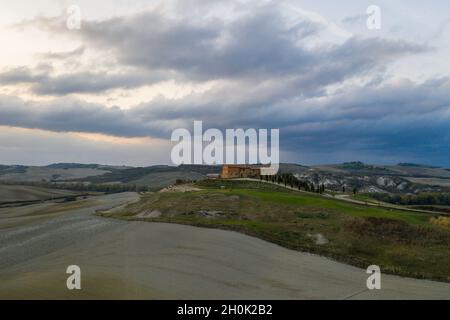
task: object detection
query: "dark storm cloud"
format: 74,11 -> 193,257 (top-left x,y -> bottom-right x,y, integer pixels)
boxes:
77,7 -> 427,83
0,76 -> 448,165
0,95 -> 154,137
3,2 -> 449,165
0,67 -> 46,83
7,4 -> 428,97
0,67 -> 165,95
1,78 -> 449,150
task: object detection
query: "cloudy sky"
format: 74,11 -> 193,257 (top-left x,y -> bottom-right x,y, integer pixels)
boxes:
0,0 -> 449,166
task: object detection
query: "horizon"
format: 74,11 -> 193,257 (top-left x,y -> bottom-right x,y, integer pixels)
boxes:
1,160 -> 447,169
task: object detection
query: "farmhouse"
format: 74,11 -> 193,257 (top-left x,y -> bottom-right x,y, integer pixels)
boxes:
221,165 -> 261,179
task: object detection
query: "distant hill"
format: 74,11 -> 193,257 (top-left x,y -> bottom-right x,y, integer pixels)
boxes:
1,161 -> 450,194
0,165 -> 27,175
397,163 -> 440,168
0,164 -> 110,182
46,163 -> 101,169
341,161 -> 369,170
0,185 -> 79,203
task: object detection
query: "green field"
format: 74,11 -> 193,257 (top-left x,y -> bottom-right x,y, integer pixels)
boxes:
100,180 -> 450,282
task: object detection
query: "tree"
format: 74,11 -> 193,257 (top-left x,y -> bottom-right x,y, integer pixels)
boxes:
319,183 -> 325,194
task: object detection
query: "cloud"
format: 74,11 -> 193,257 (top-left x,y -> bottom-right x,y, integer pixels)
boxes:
341,14 -> 367,25
74,6 -> 427,83
1,0 -> 448,165
0,66 -> 166,95
0,76 -> 449,165
5,4 -> 429,98
0,95 -> 151,137
38,46 -> 85,60
0,126 -> 171,166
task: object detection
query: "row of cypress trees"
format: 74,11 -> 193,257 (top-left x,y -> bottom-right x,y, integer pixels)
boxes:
260,173 -> 326,194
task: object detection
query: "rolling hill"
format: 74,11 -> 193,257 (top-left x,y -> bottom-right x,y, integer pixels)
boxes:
0,185 -> 80,204
0,162 -> 449,194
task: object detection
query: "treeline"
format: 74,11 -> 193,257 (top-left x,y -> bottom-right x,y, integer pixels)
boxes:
260,173 -> 326,194
175,179 -> 198,185
0,180 -> 150,193
370,192 -> 450,206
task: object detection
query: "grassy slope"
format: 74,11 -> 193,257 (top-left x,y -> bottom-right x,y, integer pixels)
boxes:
100,180 -> 450,282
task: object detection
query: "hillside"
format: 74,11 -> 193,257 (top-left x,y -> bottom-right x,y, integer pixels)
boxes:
0,185 -> 80,203
99,179 -> 450,282
0,162 -> 449,194
0,164 -> 113,182
301,162 -> 450,194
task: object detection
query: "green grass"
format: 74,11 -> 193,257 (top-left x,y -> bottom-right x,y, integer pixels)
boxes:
100,180 -> 450,282
352,193 -> 381,204
228,189 -> 430,225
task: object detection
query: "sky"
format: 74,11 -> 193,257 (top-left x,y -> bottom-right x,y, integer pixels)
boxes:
0,0 -> 449,167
